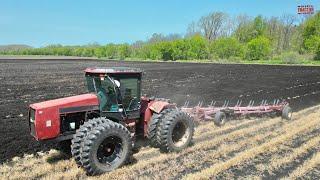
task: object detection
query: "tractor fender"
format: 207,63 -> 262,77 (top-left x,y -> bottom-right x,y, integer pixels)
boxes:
142,101 -> 172,137
148,101 -> 171,114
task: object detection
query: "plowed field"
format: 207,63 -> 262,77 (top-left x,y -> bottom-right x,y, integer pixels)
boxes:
1,58 -> 320,179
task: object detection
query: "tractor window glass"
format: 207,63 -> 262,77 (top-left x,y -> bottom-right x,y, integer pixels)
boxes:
119,78 -> 140,111
86,76 -> 119,112
98,77 -> 118,112
86,76 -> 96,92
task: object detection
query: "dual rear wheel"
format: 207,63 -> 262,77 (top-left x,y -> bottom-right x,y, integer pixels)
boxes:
147,109 -> 195,152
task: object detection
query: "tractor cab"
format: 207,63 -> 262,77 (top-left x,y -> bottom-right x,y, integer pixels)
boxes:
84,67 -> 142,120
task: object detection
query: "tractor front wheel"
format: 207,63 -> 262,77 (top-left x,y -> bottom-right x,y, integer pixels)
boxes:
71,117 -> 107,166
81,121 -> 132,176
158,110 -> 194,152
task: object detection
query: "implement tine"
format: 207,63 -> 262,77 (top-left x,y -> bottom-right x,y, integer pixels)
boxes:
239,100 -> 242,106
252,100 -> 255,106
184,101 -> 189,108
226,100 -> 230,107
210,100 -> 214,106
248,100 -> 252,107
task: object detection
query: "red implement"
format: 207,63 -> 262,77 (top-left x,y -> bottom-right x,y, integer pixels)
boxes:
181,99 -> 290,122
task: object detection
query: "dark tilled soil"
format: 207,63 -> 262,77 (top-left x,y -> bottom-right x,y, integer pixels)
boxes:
1,59 -> 320,163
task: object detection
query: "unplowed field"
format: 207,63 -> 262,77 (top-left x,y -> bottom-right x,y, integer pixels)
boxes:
1,58 -> 320,178
1,105 -> 320,179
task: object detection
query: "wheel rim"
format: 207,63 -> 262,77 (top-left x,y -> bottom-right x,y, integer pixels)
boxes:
96,136 -> 123,166
220,115 -> 226,124
172,121 -> 190,147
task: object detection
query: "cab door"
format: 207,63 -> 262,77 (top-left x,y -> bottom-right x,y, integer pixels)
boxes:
118,77 -> 141,119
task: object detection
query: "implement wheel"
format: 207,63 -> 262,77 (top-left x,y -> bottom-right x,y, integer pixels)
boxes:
81,121 -> 132,176
282,105 -> 293,120
214,111 -> 227,126
158,109 -> 194,152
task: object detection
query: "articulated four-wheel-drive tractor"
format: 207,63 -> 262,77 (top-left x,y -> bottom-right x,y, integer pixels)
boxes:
29,67 -> 195,175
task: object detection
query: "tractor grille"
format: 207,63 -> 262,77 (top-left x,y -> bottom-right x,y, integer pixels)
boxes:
29,108 -> 36,137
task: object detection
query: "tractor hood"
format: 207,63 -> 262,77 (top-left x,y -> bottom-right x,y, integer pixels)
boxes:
30,93 -> 99,110
29,93 -> 99,140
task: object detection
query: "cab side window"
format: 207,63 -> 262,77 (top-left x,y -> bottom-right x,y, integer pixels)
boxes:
98,77 -> 118,112
119,78 -> 140,111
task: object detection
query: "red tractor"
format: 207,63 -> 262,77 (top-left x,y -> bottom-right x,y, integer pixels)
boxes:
28,67 -> 194,175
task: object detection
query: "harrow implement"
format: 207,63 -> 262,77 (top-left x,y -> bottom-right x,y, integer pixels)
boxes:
181,99 -> 292,126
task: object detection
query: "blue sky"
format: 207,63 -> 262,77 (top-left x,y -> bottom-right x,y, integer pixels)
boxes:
0,0 -> 319,47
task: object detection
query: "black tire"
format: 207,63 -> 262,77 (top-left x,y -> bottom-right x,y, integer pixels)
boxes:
282,105 -> 293,120
81,121 -> 132,176
71,117 -> 107,166
57,140 -> 71,156
214,111 -> 227,126
158,110 -> 194,152
147,108 -> 173,147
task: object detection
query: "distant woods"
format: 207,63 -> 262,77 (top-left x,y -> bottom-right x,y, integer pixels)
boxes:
1,11 -> 320,62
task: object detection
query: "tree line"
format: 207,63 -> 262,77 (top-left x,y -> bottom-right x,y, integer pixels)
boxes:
1,11 -> 319,62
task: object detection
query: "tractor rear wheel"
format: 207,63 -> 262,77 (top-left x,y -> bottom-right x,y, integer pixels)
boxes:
81,121 -> 132,176
147,108 -> 173,147
214,111 -> 227,126
282,105 -> 293,120
158,110 -> 194,152
71,118 -> 107,166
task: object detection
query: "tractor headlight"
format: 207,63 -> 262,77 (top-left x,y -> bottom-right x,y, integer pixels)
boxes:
29,108 -> 36,137
29,108 -> 35,123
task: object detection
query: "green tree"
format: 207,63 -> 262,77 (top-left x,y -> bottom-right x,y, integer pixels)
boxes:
302,12 -> 320,40
94,47 -> 106,58
172,39 -> 188,60
302,12 -> 320,57
253,15 -> 266,37
105,44 -> 117,59
304,35 -> 320,52
186,35 -> 209,60
210,37 -> 243,59
302,12 -> 320,60
118,44 -> 131,59
157,41 -> 174,60
246,36 -> 271,60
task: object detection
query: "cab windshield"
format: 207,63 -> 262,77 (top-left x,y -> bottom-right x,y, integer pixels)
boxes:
86,74 -> 140,112
86,75 -> 114,93
86,75 -> 118,111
